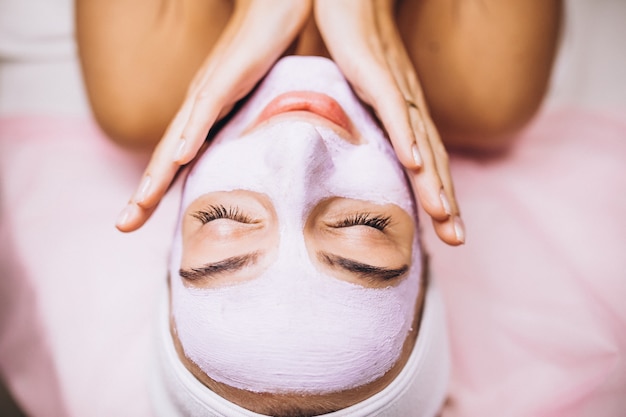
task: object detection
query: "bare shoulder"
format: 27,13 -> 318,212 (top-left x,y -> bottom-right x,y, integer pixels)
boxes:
395,0 -> 563,152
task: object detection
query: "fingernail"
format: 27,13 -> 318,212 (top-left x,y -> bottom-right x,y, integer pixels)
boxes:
411,143 -> 423,167
454,216 -> 465,244
116,204 -> 134,228
134,175 -> 151,204
175,138 -> 186,162
440,189 -> 452,216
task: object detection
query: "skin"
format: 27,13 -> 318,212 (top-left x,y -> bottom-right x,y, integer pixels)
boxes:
395,0 -> 563,151
76,0 -> 562,244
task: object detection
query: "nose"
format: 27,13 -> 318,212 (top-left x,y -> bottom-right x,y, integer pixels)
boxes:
263,123 -> 335,205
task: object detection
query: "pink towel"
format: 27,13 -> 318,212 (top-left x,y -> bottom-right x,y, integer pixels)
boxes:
0,116 -> 179,417
425,108 -> 626,417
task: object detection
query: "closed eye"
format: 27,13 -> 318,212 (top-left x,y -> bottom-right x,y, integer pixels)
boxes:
318,252 -> 408,282
180,252 -> 260,280
191,204 -> 258,225
329,212 -> 391,231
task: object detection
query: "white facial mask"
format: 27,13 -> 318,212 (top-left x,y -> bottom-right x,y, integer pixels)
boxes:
169,56 -> 422,394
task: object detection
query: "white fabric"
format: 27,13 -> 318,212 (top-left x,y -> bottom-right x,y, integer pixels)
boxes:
0,0 -> 89,115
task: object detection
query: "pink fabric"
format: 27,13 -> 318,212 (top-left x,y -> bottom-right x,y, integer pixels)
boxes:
0,107 -> 625,416
428,108 -> 626,417
0,116 -> 179,417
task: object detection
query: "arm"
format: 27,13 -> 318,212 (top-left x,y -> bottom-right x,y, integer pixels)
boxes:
76,0 -> 234,148
396,0 -> 563,151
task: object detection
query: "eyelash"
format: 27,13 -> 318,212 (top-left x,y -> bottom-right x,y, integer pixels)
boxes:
192,205 -> 254,224
192,206 -> 389,230
333,212 -> 391,231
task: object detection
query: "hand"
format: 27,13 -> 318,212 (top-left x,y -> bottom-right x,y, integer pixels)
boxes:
116,0 -> 312,232
314,0 -> 464,245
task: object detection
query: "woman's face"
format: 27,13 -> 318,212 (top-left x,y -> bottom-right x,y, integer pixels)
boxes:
180,94 -> 416,290
169,56 -> 423,414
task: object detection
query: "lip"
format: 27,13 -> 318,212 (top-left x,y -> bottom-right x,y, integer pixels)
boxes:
251,91 -> 355,135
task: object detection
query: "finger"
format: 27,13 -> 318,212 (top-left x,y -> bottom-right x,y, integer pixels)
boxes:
405,104 -> 464,231
432,215 -> 465,246
376,8 -> 463,225
421,116 -> 464,244
424,114 -> 459,215
410,103 -> 460,215
350,53 -> 449,220
372,16 -> 453,221
132,98 -> 195,212
390,91 -> 465,243
115,201 -> 157,233
379,86 -> 449,220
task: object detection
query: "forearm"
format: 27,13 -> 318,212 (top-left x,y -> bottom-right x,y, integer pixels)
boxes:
396,0 -> 563,151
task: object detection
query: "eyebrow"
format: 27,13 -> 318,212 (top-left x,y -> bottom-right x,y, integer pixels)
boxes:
318,252 -> 409,282
179,252 -> 260,281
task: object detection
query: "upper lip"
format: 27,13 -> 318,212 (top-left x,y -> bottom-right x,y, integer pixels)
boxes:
251,91 -> 355,135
